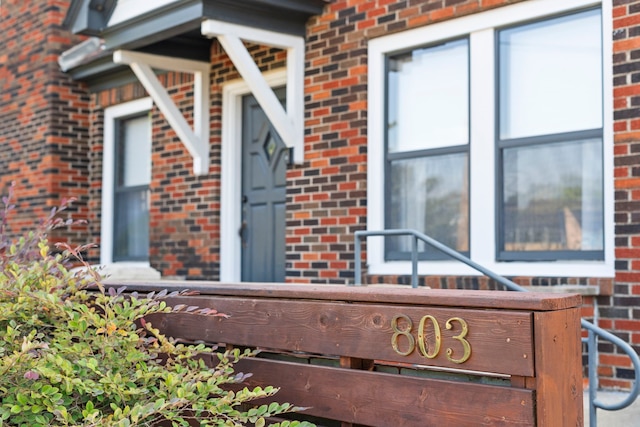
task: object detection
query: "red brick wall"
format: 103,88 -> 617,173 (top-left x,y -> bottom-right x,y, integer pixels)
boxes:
148,72 -> 216,279
0,0 -> 90,247
606,0 -> 640,390
291,0 -> 526,283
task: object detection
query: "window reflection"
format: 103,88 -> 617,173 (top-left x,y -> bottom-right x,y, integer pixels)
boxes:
503,139 -> 603,252
388,153 -> 469,257
388,39 -> 469,152
499,9 -> 602,139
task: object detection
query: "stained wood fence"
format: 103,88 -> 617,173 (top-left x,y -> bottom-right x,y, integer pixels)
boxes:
132,282 -> 583,426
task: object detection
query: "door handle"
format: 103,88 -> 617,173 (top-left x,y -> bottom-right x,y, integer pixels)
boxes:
238,220 -> 247,248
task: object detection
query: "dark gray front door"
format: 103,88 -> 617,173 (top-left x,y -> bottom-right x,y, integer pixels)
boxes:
241,90 -> 287,282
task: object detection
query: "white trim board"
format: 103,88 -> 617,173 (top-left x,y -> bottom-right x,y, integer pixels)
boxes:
113,50 -> 211,176
202,19 -> 305,164
219,69 -> 288,282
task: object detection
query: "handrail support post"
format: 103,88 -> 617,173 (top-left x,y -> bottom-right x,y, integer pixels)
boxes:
354,233 -> 362,286
411,235 -> 418,288
589,328 -> 598,427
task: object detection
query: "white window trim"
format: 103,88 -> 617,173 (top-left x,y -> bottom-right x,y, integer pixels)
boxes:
219,69 -> 288,282
367,0 -> 614,278
101,97 -> 154,270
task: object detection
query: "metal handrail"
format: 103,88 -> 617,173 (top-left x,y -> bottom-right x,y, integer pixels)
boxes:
583,321 -> 640,425
354,229 -> 640,426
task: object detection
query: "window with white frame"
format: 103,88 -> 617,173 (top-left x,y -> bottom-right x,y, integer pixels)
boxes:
367,0 -> 613,277
113,114 -> 151,261
102,98 -> 153,266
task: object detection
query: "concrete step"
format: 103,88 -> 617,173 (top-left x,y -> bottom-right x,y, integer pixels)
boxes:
584,390 -> 640,426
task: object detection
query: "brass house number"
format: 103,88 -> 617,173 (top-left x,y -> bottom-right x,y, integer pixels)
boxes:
391,314 -> 472,364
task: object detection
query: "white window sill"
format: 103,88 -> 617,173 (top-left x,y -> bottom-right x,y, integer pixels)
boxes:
99,263 -> 161,282
367,260 -> 614,280
362,282 -> 601,296
527,284 -> 600,296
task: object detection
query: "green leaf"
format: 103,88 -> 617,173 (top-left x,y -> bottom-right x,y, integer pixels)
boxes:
268,402 -> 279,413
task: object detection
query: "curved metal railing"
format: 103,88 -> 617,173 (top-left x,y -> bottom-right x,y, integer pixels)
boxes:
354,229 -> 640,426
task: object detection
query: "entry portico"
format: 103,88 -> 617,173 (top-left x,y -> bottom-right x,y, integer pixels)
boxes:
62,0 -> 326,282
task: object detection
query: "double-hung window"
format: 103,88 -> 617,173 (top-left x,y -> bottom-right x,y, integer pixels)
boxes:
368,0 -> 612,277
386,39 -> 470,259
102,98 -> 153,266
113,114 -> 151,261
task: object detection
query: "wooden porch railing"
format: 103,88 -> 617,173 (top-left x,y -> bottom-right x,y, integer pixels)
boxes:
124,282 -> 583,426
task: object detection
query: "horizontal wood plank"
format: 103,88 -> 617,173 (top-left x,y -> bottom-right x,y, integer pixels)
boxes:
151,296 -> 535,376
233,358 -> 535,427
115,281 -> 581,311
113,283 -> 583,425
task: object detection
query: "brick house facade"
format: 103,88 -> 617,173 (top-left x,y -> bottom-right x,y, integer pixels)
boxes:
1,0 -> 639,390
0,0 -> 90,247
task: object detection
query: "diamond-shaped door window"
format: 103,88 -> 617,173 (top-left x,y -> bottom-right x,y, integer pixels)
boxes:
263,134 -> 277,163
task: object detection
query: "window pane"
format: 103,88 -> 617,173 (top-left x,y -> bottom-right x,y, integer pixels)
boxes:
114,190 -> 149,261
114,114 -> 151,261
118,115 -> 151,187
502,139 -> 603,253
387,153 -> 469,256
388,39 -> 469,152
499,9 -> 602,139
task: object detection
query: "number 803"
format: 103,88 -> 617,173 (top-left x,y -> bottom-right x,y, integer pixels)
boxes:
390,314 -> 472,364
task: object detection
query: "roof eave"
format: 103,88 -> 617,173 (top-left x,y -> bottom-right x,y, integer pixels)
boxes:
100,0 -> 205,50
61,0 -> 328,89
63,0 -> 117,36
